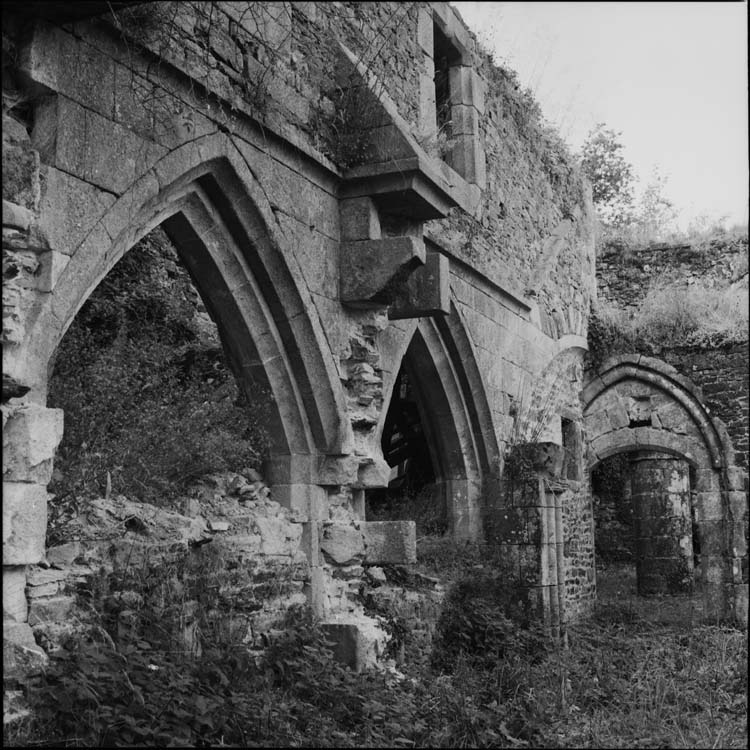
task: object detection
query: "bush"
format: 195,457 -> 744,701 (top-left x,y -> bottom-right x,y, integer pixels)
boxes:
431,568 -> 549,674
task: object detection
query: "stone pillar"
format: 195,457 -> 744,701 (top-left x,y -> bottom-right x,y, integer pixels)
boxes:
3,403 -> 64,679
490,442 -> 566,629
630,452 -> 694,596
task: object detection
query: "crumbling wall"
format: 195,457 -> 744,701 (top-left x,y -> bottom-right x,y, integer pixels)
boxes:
3,0 -> 600,684
597,237 -> 748,312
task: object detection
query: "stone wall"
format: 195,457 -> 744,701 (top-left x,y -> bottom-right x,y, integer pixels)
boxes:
596,235 -> 748,312
3,0 -> 599,683
657,343 -> 749,473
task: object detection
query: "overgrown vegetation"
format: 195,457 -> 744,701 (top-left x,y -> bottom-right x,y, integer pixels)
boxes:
47,229 -> 269,511
8,536 -> 746,748
588,279 -> 749,365
366,484 -> 448,537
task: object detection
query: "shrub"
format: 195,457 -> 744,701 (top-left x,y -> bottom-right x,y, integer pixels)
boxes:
431,567 -> 549,674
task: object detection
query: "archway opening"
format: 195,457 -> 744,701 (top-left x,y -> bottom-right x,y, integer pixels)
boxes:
592,450 -> 700,622
47,225 -> 271,523
365,363 -> 447,536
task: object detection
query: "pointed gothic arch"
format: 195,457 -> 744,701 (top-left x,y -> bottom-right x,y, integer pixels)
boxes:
19,136 -> 351,477
374,304 -> 499,539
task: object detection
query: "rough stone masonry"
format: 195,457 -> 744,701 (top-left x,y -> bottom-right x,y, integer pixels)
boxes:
2,0 -> 746,684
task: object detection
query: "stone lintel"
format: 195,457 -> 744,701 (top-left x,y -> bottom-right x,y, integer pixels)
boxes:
340,236 -> 425,308
362,520 -> 416,565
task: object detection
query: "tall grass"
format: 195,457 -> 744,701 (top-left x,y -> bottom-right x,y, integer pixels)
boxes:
593,280 -> 748,352
8,535 -> 747,748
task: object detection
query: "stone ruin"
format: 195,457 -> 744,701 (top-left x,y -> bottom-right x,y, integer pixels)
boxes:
2,1 -> 746,703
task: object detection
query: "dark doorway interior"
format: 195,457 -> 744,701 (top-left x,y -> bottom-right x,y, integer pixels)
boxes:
365,366 -> 446,535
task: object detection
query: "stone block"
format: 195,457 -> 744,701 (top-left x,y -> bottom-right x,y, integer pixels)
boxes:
46,541 -> 81,567
448,66 -> 481,108
3,566 -> 28,623
583,410 -> 612,442
2,200 -> 33,231
320,523 -> 364,564
702,557 -> 726,585
316,455 -> 360,486
355,456 -> 391,488
33,250 -> 70,293
272,483 -> 326,522
264,454 -> 316,485
725,467 -> 747,492
451,105 -> 479,138
3,621 -> 47,679
418,72 -> 437,134
362,520 -> 416,564
26,566 -> 67,587
2,483 -> 48,565
389,249 -> 450,320
255,515 -> 302,556
340,197 -> 381,241
27,595 -> 75,626
694,491 -> 723,522
2,404 -> 64,484
417,5 -> 434,54
727,490 -> 748,521
448,134 -> 486,188
341,236 -> 425,308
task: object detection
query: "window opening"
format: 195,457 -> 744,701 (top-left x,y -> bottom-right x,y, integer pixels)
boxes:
433,24 -> 459,139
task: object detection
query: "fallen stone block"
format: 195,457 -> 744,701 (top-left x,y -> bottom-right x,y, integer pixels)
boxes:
3,621 -> 47,680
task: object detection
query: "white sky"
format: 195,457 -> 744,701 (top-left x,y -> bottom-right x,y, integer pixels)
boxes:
452,1 -> 749,230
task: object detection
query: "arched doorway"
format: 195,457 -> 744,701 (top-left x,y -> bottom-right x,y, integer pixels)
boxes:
583,354 -> 747,624
367,311 -> 498,541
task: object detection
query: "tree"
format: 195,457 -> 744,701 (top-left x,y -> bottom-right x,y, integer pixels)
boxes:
579,123 -> 635,227
637,167 -> 678,240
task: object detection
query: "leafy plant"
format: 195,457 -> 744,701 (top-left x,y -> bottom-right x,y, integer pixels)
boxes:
579,123 -> 636,227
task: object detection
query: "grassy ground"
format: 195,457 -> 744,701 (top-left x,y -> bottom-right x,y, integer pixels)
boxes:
4,545 -> 747,748
545,562 -> 747,748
